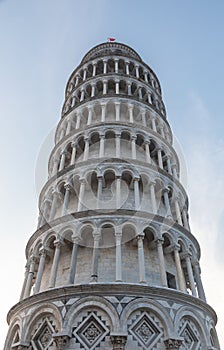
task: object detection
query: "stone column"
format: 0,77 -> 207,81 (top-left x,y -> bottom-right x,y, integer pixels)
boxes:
77,178 -> 86,211
110,335 -> 127,350
92,62 -> 97,76
192,260 -> 206,301
49,240 -> 63,288
75,75 -> 79,87
83,136 -> 89,161
59,151 -> 67,171
76,111 -> 81,129
164,338 -> 183,349
116,176 -> 121,208
141,109 -> 146,126
83,67 -> 87,81
101,103 -> 106,122
127,82 -> 132,96
145,139 -> 151,164
172,164 -> 178,179
40,198 -> 51,226
87,105 -> 93,125
62,183 -> 72,215
115,80 -> 119,94
34,248 -> 47,294
182,208 -> 190,230
70,142 -> 77,165
91,83 -> 96,97
163,188 -> 172,218
91,229 -> 101,281
68,237 -> 79,284
156,239 -> 167,287
115,102 -> 120,121
157,147 -> 163,169
174,198 -> 183,225
131,134 -> 137,159
49,191 -> 61,221
52,157 -> 60,176
115,132 -> 121,158
148,92 -> 152,104
128,104 -> 134,123
149,181 -> 157,214
184,252 -> 197,296
166,155 -> 172,175
97,176 -> 103,209
115,230 -> 122,281
134,177 -> 140,210
138,87 -> 143,99
103,80 -> 107,94
151,116 -> 157,132
173,244 -> 186,292
24,256 -> 36,298
59,128 -> 65,140
66,119 -> 72,135
135,65 -> 139,78
115,59 -> 119,73
103,59 -> 107,74
80,88 -> 85,102
99,133 -> 105,158
137,233 -> 146,283
125,60 -> 130,75
144,70 -> 148,83
20,263 -> 30,300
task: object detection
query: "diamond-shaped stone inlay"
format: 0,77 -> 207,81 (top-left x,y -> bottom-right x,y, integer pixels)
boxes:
73,312 -> 109,350
31,317 -> 55,350
129,312 -> 162,349
179,320 -> 200,350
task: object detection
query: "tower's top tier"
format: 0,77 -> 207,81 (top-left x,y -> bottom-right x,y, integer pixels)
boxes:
81,42 -> 142,63
63,42 -> 165,120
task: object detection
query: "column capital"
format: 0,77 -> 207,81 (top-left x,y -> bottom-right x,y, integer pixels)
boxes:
127,103 -> 133,110
137,232 -> 145,240
61,150 -> 68,156
164,338 -> 183,349
173,243 -> 181,252
71,235 -> 81,244
110,334 -> 127,350
92,228 -> 101,240
133,176 -> 140,182
144,138 -> 151,145
52,190 -> 62,199
39,247 -> 48,257
71,141 -> 77,148
54,239 -> 64,248
79,178 -> 86,185
162,187 -> 170,194
156,237 -> 164,245
131,134 -> 137,141
64,183 -> 73,192
53,333 -> 70,350
180,250 -> 192,260
99,132 -> 105,139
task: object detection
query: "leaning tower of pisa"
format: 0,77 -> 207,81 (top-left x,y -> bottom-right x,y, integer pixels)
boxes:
4,42 -> 220,350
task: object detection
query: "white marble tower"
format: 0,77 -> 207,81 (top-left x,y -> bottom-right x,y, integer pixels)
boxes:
4,42 -> 220,350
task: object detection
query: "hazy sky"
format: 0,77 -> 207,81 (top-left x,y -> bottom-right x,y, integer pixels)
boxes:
0,0 -> 224,348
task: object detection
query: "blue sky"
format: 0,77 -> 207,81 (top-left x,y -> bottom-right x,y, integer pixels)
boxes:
0,0 -> 224,348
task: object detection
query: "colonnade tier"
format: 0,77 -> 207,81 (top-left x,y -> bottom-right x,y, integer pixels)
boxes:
39,160 -> 189,227
62,73 -> 166,119
49,123 -> 179,179
65,43 -> 162,100
55,99 -> 173,146
21,215 -> 203,301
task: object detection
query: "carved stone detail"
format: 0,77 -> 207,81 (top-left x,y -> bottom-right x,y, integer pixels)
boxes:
164,338 -> 183,349
110,335 -> 127,350
53,334 -> 70,350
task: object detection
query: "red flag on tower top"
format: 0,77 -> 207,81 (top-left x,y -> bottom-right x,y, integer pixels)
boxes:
108,37 -> 116,42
